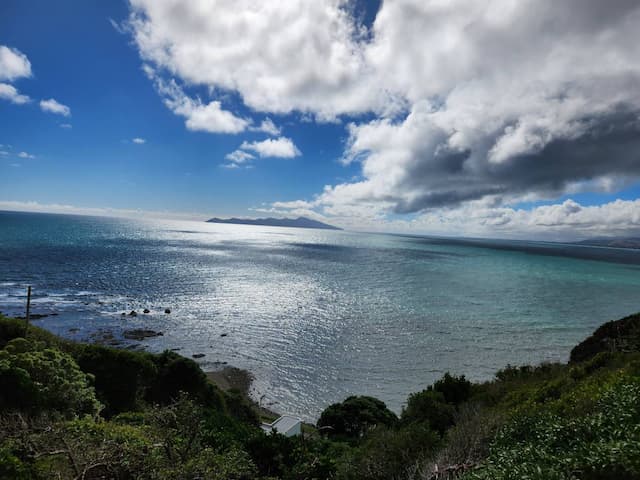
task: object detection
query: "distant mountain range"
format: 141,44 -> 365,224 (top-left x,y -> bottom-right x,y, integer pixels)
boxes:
574,237 -> 640,250
206,216 -> 341,230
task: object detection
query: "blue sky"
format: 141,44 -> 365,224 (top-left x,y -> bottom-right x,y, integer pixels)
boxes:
0,1 -> 359,216
1,1 -> 640,240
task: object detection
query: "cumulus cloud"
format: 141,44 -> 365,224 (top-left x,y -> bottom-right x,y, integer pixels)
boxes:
251,118 -> 281,136
40,98 -> 71,116
0,45 -> 32,81
127,0 -> 397,119
145,69 -> 249,134
316,0 -> 640,216
132,137 -> 146,144
406,199 -> 640,241
0,83 -> 30,104
240,137 -> 301,158
17,151 -> 35,159
128,1 -> 640,236
59,123 -> 72,129
223,137 -> 300,168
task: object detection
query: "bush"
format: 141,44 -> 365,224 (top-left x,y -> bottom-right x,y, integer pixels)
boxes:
401,389 -> 455,434
317,396 -> 398,440
0,444 -> 33,480
338,423 -> 440,480
432,372 -> 472,406
466,376 -> 640,480
74,344 -> 157,416
0,338 -> 101,417
147,351 -> 225,410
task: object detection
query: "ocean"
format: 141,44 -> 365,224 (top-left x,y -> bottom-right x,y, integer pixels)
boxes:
1,210 -> 639,420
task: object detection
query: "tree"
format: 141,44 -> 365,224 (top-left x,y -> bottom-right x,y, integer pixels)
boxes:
317,396 -> 397,440
0,338 -> 101,417
401,390 -> 454,435
432,372 -> 472,406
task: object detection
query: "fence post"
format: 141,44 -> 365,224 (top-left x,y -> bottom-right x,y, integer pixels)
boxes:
25,285 -> 31,336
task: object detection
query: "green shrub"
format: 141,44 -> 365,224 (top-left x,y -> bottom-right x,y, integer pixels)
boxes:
147,351 -> 225,410
222,389 -> 259,426
401,389 -> 455,434
338,423 -> 440,480
74,344 -> 157,416
466,376 -> 640,480
317,396 -> 398,440
0,444 -> 33,480
0,339 -> 101,417
432,372 -> 472,406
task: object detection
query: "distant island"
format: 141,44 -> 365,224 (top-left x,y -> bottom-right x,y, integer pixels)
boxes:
575,237 -> 640,250
206,216 -> 342,230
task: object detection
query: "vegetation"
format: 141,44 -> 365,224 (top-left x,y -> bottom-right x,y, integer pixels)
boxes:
317,395 -> 397,440
0,312 -> 639,479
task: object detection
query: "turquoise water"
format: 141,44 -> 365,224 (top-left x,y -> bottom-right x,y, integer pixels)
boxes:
1,210 -> 639,419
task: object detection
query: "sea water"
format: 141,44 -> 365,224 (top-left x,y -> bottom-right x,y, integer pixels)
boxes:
1,210 -> 639,419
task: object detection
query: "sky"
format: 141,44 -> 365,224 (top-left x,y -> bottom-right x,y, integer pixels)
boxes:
1,0 -> 640,241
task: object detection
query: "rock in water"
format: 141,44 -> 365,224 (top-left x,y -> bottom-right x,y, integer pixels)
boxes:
123,329 -> 164,341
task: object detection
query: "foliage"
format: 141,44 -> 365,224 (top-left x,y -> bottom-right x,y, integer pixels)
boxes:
570,312 -> 640,362
317,395 -> 398,440
0,444 -> 33,480
73,344 -> 157,416
401,389 -> 455,435
466,376 -> 640,480
431,372 -> 472,406
338,423 -> 440,480
147,350 -> 225,410
244,430 -> 344,480
0,338 -> 101,417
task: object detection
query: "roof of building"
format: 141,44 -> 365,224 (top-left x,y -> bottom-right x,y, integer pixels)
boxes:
261,415 -> 301,434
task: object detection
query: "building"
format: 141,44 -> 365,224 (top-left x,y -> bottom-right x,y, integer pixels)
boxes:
260,415 -> 302,437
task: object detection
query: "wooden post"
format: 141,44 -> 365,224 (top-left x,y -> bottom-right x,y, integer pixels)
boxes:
25,285 -> 31,336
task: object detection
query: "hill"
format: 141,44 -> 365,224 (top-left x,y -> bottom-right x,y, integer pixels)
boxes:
206,216 -> 341,230
574,237 -> 640,249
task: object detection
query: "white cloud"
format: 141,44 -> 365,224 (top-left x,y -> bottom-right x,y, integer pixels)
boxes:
270,197 -> 640,241
132,137 -> 146,144
128,0 -> 396,119
108,17 -> 128,35
59,123 -> 72,129
239,137 -> 301,158
17,151 -> 35,159
223,137 -> 300,168
405,199 -> 640,241
182,100 -> 248,134
272,200 -> 315,210
0,83 -> 30,104
0,45 -> 32,82
251,118 -> 281,136
40,98 -> 71,116
128,1 -> 640,236
0,200 -> 209,221
225,150 -> 254,164
147,72 -> 249,134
